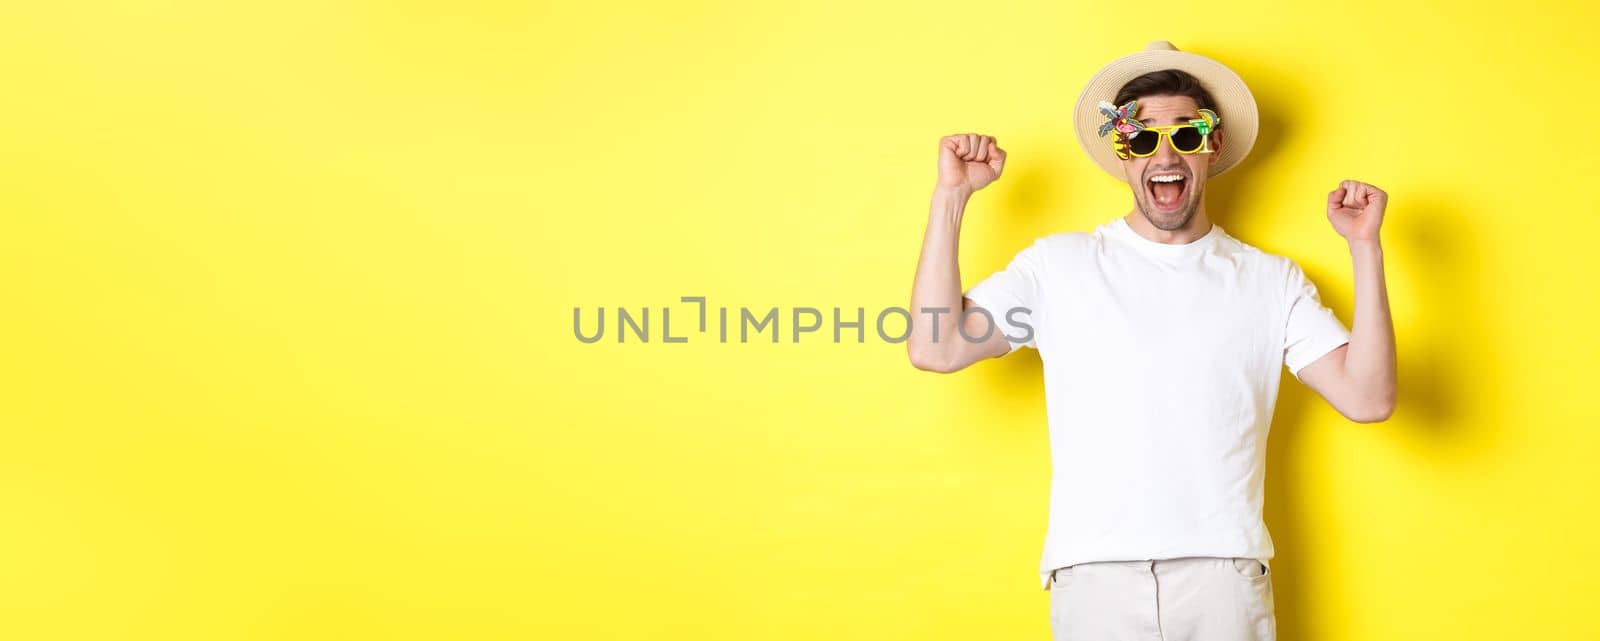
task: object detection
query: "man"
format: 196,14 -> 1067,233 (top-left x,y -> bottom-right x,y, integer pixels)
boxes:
905,41 -> 1396,640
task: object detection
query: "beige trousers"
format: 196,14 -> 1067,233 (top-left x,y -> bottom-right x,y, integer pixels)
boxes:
1048,557 -> 1276,641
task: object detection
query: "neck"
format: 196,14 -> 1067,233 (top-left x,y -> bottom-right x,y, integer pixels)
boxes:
1124,201 -> 1213,244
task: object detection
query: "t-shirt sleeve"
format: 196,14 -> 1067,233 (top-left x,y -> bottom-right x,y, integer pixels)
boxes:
1282,260 -> 1351,378
963,238 -> 1046,353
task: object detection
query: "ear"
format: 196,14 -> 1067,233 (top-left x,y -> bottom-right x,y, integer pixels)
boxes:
1207,128 -> 1224,165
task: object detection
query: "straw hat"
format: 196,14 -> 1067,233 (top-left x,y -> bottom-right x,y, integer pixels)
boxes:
1073,41 -> 1259,182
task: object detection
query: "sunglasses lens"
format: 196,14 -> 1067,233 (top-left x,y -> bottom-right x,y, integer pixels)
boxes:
1171,127 -> 1204,152
1127,132 -> 1160,156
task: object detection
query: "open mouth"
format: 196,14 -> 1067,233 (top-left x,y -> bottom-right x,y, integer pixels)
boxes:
1146,172 -> 1188,212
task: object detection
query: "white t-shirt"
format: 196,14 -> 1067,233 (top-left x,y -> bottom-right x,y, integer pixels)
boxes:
964,216 -> 1351,590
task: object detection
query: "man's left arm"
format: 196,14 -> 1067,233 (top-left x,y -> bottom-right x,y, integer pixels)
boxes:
1298,180 -> 1398,423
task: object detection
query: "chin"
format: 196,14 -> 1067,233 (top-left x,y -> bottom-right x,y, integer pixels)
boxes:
1146,211 -> 1191,231
1140,201 -> 1197,231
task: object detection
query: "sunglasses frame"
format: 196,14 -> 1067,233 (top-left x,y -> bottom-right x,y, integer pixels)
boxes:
1114,123 -> 1216,159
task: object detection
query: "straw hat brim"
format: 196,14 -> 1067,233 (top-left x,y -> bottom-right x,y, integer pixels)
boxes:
1073,41 -> 1258,183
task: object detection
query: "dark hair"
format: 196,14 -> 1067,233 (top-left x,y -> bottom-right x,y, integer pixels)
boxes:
1113,69 -> 1219,126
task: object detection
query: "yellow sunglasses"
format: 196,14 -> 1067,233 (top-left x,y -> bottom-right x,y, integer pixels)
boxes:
1112,109 -> 1220,159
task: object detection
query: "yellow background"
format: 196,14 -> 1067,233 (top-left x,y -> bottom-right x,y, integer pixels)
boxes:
2,1 -> 1596,639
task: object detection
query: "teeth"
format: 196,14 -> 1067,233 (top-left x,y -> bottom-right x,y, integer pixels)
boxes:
1149,175 -> 1184,183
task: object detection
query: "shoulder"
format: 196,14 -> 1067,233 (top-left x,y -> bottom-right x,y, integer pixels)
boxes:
989,232 -> 1095,280
1016,230 -> 1101,258
1217,231 -> 1299,274
1033,231 -> 1102,273
1033,231 -> 1096,254
1213,232 -> 1313,299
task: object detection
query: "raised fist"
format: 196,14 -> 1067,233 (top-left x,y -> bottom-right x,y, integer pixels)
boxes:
1326,179 -> 1388,242
937,133 -> 1006,193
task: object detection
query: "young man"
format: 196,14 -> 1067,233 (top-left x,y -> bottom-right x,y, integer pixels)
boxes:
906,41 -> 1396,640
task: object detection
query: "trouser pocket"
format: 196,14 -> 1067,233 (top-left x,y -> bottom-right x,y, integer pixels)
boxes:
1228,557 -> 1275,640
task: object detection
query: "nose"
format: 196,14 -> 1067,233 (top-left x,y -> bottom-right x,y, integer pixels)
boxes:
1150,131 -> 1182,164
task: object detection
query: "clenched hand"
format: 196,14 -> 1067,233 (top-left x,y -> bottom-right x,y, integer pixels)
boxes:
1326,179 -> 1387,242
937,133 -> 1006,194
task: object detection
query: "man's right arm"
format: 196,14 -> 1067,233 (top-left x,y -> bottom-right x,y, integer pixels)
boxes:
907,134 -> 1014,373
